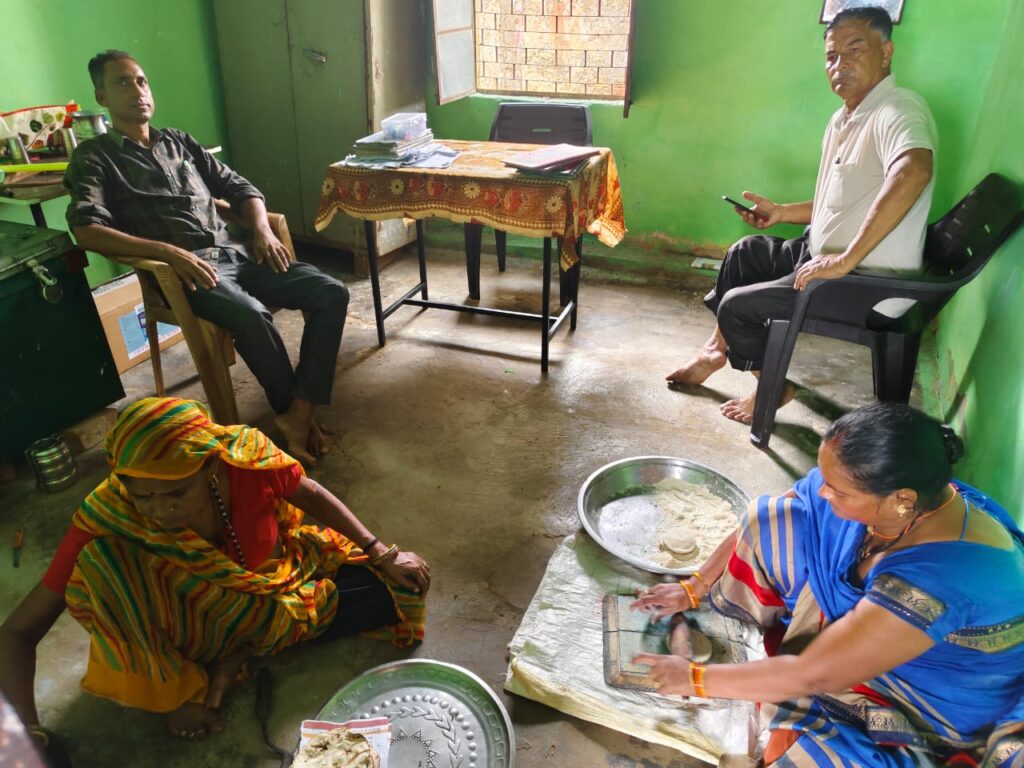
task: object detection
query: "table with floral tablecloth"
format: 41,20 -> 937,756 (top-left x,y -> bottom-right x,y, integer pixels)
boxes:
313,140 -> 626,371
315,140 -> 625,272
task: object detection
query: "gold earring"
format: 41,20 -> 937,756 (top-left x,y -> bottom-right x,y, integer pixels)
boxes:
897,505 -> 908,516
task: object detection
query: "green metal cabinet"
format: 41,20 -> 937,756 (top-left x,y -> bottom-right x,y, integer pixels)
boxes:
213,0 -> 427,272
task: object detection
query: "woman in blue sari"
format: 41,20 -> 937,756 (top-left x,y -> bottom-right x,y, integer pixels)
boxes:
633,403 -> 1024,768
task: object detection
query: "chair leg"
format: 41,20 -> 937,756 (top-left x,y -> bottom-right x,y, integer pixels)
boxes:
872,332 -> 920,402
495,229 -> 507,272
146,318 -> 166,396
750,319 -> 799,449
187,321 -> 239,425
464,222 -> 482,300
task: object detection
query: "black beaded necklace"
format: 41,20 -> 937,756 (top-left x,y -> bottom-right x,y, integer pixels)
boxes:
208,474 -> 247,570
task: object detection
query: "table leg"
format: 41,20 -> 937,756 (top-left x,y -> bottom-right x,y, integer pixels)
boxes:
464,222 -> 482,300
541,236 -> 551,373
495,229 -> 507,272
571,237 -> 582,331
416,220 -> 428,301
364,220 -> 386,347
30,203 -> 46,228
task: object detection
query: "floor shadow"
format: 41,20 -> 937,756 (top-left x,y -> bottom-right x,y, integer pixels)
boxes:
753,441 -> 812,482
770,421 -> 824,460
665,382 -> 730,405
792,387 -> 848,422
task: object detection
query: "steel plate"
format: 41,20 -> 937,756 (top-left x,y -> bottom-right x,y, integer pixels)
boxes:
316,659 -> 514,768
578,456 -> 750,576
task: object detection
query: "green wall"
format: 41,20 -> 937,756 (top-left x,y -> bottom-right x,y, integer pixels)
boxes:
1,0 -> 228,286
427,0 -> 1006,255
926,0 -> 1024,520
4,3 -> 1020,516
427,0 -> 1023,518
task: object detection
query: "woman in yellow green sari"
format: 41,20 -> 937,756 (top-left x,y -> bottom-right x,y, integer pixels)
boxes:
0,397 -> 429,752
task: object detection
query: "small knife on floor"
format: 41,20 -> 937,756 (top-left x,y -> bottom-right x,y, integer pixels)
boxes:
12,528 -> 24,568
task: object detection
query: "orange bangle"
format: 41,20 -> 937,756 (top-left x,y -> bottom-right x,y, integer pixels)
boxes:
691,570 -> 710,592
679,579 -> 700,609
693,663 -> 708,698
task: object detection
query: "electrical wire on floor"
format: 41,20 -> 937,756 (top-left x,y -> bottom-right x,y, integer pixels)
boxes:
255,666 -> 293,768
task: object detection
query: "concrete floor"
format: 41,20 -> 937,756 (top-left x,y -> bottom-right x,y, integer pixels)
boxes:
0,244 -> 902,767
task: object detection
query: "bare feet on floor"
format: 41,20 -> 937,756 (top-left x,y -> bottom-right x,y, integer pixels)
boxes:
166,702 -> 223,741
205,648 -> 250,710
666,349 -> 727,386
308,420 -> 333,459
275,413 -> 318,466
720,381 -> 798,425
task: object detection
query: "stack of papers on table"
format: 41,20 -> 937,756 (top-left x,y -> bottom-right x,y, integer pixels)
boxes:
342,130 -> 459,169
299,718 -> 392,766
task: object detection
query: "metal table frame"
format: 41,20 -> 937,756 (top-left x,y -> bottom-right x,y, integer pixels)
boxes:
363,218 -> 581,373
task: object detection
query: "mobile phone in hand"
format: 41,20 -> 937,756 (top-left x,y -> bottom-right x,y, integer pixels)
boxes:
723,195 -> 768,220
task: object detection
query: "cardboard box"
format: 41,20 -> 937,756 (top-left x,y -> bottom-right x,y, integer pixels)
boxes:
92,273 -> 183,374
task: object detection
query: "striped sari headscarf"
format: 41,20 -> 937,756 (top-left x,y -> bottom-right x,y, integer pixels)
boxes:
65,398 -> 423,713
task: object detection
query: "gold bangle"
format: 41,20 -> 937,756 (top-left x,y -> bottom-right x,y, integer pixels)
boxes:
26,725 -> 49,747
692,663 -> 708,698
691,570 -> 710,593
679,579 -> 700,609
370,543 -> 398,566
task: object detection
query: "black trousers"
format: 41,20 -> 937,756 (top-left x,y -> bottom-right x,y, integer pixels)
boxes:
311,565 -> 400,643
186,249 -> 349,414
705,234 -> 812,372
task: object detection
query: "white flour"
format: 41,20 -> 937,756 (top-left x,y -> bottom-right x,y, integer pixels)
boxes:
647,478 -> 738,568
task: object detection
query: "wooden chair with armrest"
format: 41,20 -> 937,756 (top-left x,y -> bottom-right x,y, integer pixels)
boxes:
104,204 -> 295,425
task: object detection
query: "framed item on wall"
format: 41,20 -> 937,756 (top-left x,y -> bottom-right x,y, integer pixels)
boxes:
820,0 -> 905,24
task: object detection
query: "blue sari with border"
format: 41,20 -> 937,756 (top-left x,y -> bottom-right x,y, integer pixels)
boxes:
711,469 -> 1024,768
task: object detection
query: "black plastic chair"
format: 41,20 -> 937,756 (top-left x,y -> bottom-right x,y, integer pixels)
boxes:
464,103 -> 592,304
750,173 -> 1024,448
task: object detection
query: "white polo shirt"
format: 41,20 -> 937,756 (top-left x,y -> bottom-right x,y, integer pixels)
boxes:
809,75 -> 938,271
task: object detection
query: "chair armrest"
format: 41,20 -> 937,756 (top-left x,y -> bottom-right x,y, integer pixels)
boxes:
790,270 -> 958,331
213,201 -> 296,260
215,199 -> 243,225
266,212 -> 296,260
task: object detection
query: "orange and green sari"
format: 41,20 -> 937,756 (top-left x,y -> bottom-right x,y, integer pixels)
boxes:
63,397 -> 424,713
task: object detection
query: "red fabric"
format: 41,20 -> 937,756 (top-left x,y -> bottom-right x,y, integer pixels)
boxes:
41,524 -> 97,593
224,462 -> 303,566
41,463 -> 304,594
726,550 -> 786,607
851,683 -> 894,708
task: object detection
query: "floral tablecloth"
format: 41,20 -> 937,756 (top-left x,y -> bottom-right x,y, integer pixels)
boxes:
314,140 -> 626,271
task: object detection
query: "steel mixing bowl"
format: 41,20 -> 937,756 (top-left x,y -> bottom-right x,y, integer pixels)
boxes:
577,456 -> 750,576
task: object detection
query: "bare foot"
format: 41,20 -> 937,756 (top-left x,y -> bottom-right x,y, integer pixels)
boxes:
205,648 -> 250,709
666,349 -> 727,386
720,381 -> 797,425
308,421 -> 333,458
275,413 -> 317,466
166,702 -> 223,741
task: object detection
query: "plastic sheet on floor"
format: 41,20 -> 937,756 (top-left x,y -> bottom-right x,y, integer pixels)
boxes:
504,532 -> 763,765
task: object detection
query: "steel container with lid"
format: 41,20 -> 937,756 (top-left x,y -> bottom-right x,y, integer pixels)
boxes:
25,435 -> 78,492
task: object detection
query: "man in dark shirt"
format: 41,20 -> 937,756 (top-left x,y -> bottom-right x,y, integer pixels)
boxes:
65,50 -> 347,465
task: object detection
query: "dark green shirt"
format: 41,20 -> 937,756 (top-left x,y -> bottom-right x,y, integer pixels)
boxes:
64,127 -> 263,257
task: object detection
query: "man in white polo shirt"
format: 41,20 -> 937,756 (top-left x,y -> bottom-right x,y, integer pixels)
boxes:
666,6 -> 937,425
